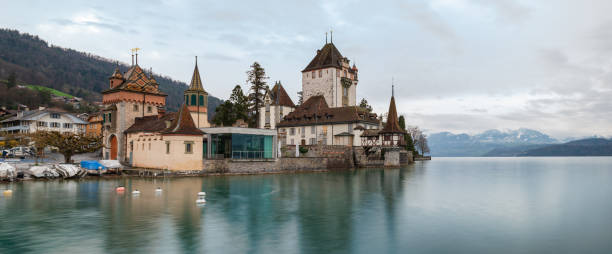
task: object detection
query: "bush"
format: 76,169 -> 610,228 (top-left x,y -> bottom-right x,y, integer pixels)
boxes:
299,146 -> 309,154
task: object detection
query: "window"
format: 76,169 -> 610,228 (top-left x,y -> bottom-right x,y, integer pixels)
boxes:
102,114 -> 105,123
310,138 -> 316,145
108,113 -> 112,123
265,104 -> 270,112
312,71 -> 315,79
290,128 -> 295,135
311,126 -> 315,134
318,70 -> 322,77
348,123 -> 353,134
50,122 -> 60,128
133,104 -> 139,112
290,139 -> 294,145
185,95 -> 188,104
63,123 -> 72,129
166,141 -> 170,154
37,121 -> 47,127
148,143 -> 151,150
336,70 -> 340,77
51,113 -> 60,119
191,95 -> 197,106
185,141 -> 193,154
147,106 -> 152,113
142,143 -> 145,151
343,87 -> 348,96
199,95 -> 204,106
344,70 -> 347,77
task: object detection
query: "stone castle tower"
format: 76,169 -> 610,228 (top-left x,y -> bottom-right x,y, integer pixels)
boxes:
183,57 -> 209,128
101,56 -> 167,162
301,41 -> 358,108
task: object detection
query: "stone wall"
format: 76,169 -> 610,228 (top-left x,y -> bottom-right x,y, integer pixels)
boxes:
202,157 -> 347,174
384,149 -> 400,167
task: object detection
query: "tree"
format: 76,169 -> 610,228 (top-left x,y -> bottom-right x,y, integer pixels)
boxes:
416,133 -> 430,155
6,72 -> 16,89
359,98 -> 373,113
297,91 -> 303,106
212,101 -> 236,127
230,85 -> 249,122
31,131 -> 102,163
246,62 -> 268,128
398,115 -> 415,152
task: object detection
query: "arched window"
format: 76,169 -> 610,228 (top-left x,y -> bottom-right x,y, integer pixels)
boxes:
199,95 -> 204,106
191,94 -> 197,106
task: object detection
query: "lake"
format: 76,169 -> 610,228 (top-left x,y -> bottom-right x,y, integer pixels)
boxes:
1,157 -> 612,254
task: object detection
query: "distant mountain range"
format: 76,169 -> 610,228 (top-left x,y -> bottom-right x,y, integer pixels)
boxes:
0,29 -> 222,116
428,128 -> 612,157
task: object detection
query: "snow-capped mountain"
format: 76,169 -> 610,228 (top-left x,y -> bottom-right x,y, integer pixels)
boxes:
428,128 -> 559,156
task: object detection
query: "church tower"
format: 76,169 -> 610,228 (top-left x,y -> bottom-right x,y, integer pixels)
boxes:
301,36 -> 358,108
184,57 -> 209,128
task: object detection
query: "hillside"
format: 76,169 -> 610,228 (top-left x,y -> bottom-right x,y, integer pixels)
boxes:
0,29 -> 222,115
428,128 -> 559,156
519,138 -> 612,156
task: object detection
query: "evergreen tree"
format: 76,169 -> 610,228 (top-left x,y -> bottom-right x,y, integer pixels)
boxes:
246,62 -> 268,128
399,115 -> 415,152
6,72 -> 16,89
359,98 -> 373,112
229,85 -> 249,122
212,101 -> 236,127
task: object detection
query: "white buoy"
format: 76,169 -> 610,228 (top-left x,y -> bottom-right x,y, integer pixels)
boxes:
198,192 -> 206,196
196,198 -> 206,204
132,189 -> 141,195
155,187 -> 163,192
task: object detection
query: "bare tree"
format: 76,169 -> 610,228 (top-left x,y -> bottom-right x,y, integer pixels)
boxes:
416,133 -> 430,155
31,131 -> 102,163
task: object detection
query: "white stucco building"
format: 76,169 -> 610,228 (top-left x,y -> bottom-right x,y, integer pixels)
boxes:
0,108 -> 87,134
258,82 -> 296,129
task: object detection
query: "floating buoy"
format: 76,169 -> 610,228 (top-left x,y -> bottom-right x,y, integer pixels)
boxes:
198,192 -> 206,196
132,189 -> 140,195
196,198 -> 206,204
156,187 -> 163,192
3,190 -> 12,196
116,186 -> 125,192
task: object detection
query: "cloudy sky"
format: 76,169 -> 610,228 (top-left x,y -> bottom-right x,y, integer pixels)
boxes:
3,0 -> 611,138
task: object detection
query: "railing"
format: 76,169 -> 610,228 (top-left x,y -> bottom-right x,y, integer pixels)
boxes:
232,151 -> 264,160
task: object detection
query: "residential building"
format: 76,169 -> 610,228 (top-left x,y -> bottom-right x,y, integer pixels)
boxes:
258,82 -> 296,129
0,108 -> 87,134
86,113 -> 103,136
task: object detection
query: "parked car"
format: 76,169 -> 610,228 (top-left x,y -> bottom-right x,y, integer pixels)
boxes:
10,147 -> 29,158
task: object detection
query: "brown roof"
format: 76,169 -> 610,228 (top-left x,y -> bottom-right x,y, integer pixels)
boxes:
277,96 -> 378,127
125,113 -> 177,134
380,96 -> 406,134
187,59 -> 206,92
162,104 -> 204,135
269,83 -> 295,107
102,65 -> 166,96
361,129 -> 380,137
302,43 -> 344,72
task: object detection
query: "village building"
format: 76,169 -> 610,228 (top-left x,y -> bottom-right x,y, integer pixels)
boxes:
258,82 -> 296,129
0,107 -> 87,134
101,57 -> 167,161
86,113 -> 102,136
125,104 -> 204,171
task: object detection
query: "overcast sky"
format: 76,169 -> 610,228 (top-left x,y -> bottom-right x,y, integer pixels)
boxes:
3,0 -> 611,138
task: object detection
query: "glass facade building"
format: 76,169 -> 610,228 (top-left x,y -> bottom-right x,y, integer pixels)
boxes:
202,127 -> 277,160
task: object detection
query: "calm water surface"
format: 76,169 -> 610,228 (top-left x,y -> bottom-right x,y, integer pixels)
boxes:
1,157 -> 612,254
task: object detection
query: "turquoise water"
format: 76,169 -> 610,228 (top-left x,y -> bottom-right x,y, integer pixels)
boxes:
1,157 -> 612,254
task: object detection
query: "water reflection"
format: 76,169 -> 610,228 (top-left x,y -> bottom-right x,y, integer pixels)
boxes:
1,158 -> 612,254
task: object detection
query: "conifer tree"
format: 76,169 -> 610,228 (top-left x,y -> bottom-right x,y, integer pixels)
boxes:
246,62 -> 268,127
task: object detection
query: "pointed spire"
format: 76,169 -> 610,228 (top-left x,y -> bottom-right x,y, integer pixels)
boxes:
330,29 -> 333,43
380,83 -> 405,134
325,32 -> 328,44
188,56 -> 204,91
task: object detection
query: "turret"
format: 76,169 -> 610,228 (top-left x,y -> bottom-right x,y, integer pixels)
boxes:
109,67 -> 124,89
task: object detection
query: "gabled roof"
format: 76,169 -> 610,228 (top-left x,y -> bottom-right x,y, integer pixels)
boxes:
102,65 -> 166,96
277,96 -> 379,127
0,109 -> 87,124
187,60 -> 206,92
162,104 -> 204,135
268,83 -> 295,107
380,96 -> 406,134
302,43 -> 344,72
124,113 -> 176,134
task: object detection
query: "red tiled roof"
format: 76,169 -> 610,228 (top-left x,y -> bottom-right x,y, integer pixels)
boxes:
277,96 -> 378,127
102,65 -> 166,96
302,43 -> 344,72
380,96 -> 406,134
269,83 -> 295,107
162,104 -> 204,135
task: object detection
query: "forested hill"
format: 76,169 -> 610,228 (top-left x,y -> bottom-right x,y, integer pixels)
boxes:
0,29 -> 222,113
